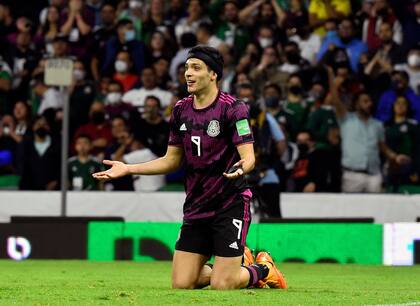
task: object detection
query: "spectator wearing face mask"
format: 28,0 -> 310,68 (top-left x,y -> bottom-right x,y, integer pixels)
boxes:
292,129 -> 341,192
394,47 -> 420,95
73,101 -> 113,158
278,74 -> 313,141
279,41 -> 310,74
104,80 -> 138,123
17,115 -> 61,190
112,51 -> 140,92
101,18 -> 145,76
237,82 -> 286,218
69,60 -> 96,139
376,70 -> 420,122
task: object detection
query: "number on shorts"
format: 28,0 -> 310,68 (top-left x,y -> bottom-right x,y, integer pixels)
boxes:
191,136 -> 201,157
232,219 -> 243,240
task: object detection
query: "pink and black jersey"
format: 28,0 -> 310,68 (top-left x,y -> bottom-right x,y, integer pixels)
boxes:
168,91 -> 254,221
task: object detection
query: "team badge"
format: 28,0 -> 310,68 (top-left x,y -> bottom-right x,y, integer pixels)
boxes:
207,120 -> 220,137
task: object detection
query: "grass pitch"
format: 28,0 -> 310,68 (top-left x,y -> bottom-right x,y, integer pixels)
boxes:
0,260 -> 419,306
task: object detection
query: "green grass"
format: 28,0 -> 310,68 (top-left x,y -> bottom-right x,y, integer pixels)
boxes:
0,261 -> 419,305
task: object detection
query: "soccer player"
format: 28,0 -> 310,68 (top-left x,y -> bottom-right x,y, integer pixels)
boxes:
93,46 -> 287,290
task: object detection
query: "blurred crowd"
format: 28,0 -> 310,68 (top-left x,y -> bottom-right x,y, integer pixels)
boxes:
0,0 -> 419,200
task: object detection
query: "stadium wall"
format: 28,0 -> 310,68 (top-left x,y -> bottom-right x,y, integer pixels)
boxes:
0,191 -> 420,223
87,222 -> 383,264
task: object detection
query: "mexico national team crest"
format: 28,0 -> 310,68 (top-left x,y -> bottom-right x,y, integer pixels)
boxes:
207,120 -> 220,137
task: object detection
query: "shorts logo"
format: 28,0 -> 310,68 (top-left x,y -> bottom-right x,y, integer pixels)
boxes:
229,241 -> 239,250
207,120 -> 220,137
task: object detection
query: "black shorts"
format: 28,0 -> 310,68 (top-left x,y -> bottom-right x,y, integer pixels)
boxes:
175,193 -> 252,257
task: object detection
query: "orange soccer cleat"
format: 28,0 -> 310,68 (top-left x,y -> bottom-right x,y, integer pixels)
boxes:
255,252 -> 287,289
243,246 -> 255,266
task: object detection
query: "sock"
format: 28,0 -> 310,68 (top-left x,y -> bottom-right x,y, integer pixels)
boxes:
245,264 -> 269,287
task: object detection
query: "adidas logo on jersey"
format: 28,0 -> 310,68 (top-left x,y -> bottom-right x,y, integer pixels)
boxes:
180,123 -> 187,131
229,241 -> 239,250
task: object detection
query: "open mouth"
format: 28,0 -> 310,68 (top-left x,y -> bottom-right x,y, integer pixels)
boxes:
186,80 -> 196,86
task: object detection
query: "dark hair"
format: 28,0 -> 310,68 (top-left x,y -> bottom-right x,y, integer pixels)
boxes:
386,95 -> 413,126
116,18 -> 133,29
187,45 -> 224,80
180,32 -> 197,48
76,133 -> 92,142
297,129 -> 315,141
263,82 -> 282,97
198,22 -> 214,36
108,79 -> 124,91
144,95 -> 161,108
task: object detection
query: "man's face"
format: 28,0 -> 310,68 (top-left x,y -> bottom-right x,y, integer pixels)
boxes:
111,118 -> 126,138
224,3 -> 238,22
75,137 -> 92,155
184,58 -> 215,94
237,87 -> 254,103
141,68 -> 156,89
338,20 -> 354,41
144,98 -> 160,119
378,23 -> 392,43
392,73 -> 408,91
356,94 -> 373,116
101,5 -> 116,26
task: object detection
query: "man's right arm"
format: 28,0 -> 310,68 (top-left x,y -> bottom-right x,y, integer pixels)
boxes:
127,145 -> 184,175
92,146 -> 184,181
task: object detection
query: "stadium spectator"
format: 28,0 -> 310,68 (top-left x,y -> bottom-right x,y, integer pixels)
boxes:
104,79 -> 138,122
238,82 -> 286,217
0,3 -> 15,39
60,0 -> 95,60
32,74 -> 65,115
141,0 -> 172,44
394,47 -> 420,95
153,57 -> 171,90
122,67 -> 173,108
277,0 -> 309,36
278,74 -> 312,141
279,40 -> 310,74
385,96 -> 420,191
289,25 -> 321,65
73,101 -> 113,158
249,46 -> 288,96
101,18 -> 145,76
146,30 -> 175,64
317,18 -> 368,72
68,134 -> 103,190
69,60 -> 96,138
37,5 -> 61,55
12,101 -> 32,142
174,0 -> 209,43
196,22 -> 224,49
133,95 -> 169,157
213,0 -> 250,58
112,50 -> 140,92
361,0 -> 402,51
17,115 -> 61,190
103,116 -> 134,191
332,71 -> 409,192
113,133 -> 165,191
291,130 -> 341,192
169,32 -> 196,82
376,70 -> 420,122
0,56 -> 12,115
389,0 -> 420,51
51,34 -> 71,58
90,2 -> 117,81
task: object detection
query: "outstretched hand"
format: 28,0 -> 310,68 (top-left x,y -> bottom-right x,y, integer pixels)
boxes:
92,160 -> 129,181
223,160 -> 245,180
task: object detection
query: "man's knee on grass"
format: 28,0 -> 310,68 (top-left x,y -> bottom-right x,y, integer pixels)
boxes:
210,275 -> 240,290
